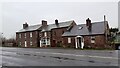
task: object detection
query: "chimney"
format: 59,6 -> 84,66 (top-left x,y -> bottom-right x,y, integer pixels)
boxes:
42,20 -> 47,26
23,22 -> 28,29
55,19 -> 59,25
104,15 -> 106,22
86,18 -> 92,31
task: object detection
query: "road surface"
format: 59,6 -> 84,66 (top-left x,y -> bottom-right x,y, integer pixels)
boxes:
0,47 -> 119,66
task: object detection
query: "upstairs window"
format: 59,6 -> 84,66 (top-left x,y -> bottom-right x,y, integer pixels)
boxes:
30,32 -> 32,37
19,34 -> 21,38
44,32 -> 47,37
91,36 -> 95,43
78,26 -> 83,30
25,33 -> 26,38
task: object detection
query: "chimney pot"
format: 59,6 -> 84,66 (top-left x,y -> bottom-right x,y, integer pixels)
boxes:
55,19 -> 59,25
42,20 -> 47,26
23,22 -> 28,29
86,18 -> 92,31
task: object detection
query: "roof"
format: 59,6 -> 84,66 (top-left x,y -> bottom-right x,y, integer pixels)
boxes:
17,20 -> 74,33
16,24 -> 42,33
62,21 -> 107,36
41,20 -> 74,32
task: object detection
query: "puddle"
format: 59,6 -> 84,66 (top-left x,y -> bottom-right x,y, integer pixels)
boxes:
33,55 -> 37,56
88,60 -> 95,63
23,54 -> 31,56
50,56 -> 75,60
42,56 -> 46,57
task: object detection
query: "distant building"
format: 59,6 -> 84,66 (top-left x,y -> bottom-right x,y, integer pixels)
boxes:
62,17 -> 110,49
16,16 -> 111,49
16,20 -> 76,47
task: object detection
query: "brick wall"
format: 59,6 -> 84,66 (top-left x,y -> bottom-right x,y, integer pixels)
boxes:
63,37 -> 75,48
16,31 -> 39,47
51,27 -> 68,47
84,35 -> 106,48
63,35 -> 108,49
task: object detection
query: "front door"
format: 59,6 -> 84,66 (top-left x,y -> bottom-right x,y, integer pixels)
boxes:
77,37 -> 81,48
75,36 -> 84,49
78,37 -> 81,48
25,41 -> 27,47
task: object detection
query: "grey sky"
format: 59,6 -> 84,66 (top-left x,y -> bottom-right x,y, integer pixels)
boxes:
1,2 -> 118,39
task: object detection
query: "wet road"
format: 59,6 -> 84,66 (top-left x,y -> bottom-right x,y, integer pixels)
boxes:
1,47 -> 119,66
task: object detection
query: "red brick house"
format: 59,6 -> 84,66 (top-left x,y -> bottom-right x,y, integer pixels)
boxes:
62,17 -> 110,49
16,23 -> 42,47
16,20 -> 76,47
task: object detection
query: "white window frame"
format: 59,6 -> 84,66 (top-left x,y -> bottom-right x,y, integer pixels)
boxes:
44,32 -> 47,37
30,41 -> 32,46
68,37 -> 71,43
19,42 -> 21,46
30,32 -> 32,37
25,33 -> 26,38
19,34 -> 21,38
41,38 -> 46,45
91,36 -> 95,43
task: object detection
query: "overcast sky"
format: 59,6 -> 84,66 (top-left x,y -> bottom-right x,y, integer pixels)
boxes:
1,1 -> 118,39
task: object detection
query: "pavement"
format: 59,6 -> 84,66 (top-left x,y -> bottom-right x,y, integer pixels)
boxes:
0,47 -> 119,66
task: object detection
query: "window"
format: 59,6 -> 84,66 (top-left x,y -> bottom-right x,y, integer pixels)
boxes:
91,36 -> 95,43
30,32 -> 32,37
78,26 -> 83,30
41,38 -> 50,45
19,42 -> 21,46
19,34 -> 21,38
41,39 -> 46,44
68,37 -> 71,43
39,33 -> 41,37
44,32 -> 47,37
25,33 -> 26,38
46,38 -> 50,45
30,41 -> 32,46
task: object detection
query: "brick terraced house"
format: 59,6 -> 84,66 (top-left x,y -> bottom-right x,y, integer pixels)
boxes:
16,20 -> 76,47
62,16 -> 110,49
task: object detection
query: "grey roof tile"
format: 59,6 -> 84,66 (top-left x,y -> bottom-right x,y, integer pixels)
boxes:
41,20 -> 74,32
16,24 -> 42,33
62,21 -> 107,36
17,20 -> 74,33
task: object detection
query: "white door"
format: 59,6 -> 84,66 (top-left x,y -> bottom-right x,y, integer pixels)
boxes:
25,41 -> 27,47
40,40 -> 41,47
